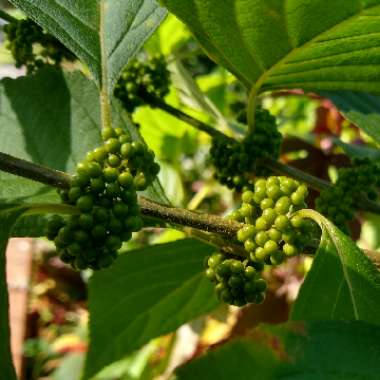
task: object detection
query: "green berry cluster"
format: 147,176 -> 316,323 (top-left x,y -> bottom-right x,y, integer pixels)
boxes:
209,107 -> 282,191
204,176 -> 318,307
205,252 -> 266,307
3,18 -> 75,74
316,158 -> 380,233
232,176 -> 315,265
114,54 -> 170,113
46,127 -> 160,270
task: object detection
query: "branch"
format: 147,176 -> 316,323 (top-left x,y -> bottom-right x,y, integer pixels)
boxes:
0,152 -> 71,189
139,197 -> 241,238
263,158 -> 330,192
0,9 -> 17,24
147,95 -> 227,139
1,152 -> 380,267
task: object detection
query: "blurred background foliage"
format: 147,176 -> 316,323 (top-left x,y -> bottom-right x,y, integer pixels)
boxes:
1,8 -> 380,380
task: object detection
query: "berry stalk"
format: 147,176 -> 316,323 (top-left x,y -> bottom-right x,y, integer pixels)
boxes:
146,95 -> 226,139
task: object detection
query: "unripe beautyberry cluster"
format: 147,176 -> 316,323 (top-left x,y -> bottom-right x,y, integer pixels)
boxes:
205,252 -> 266,307
3,18 -> 75,74
46,127 -> 160,270
209,107 -> 282,191
231,176 -> 314,266
204,176 -> 317,308
114,54 -> 170,113
316,158 -> 380,233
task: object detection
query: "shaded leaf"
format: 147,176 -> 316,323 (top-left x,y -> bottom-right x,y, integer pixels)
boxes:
291,209 -> 380,324
176,321 -> 380,380
0,68 -> 101,173
84,239 -> 218,379
162,0 -> 380,95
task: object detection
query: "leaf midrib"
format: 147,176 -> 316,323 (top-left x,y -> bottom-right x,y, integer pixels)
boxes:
325,227 -> 359,320
254,3 -> 380,93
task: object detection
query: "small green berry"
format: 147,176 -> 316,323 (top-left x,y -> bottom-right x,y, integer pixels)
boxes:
108,154 -> 121,167
268,228 -> 282,242
244,239 -> 256,252
242,191 -> 254,204
262,208 -> 277,224
92,147 -> 108,162
283,243 -> 299,257
275,196 -> 291,215
76,195 -> 94,212
87,162 -> 102,177
237,225 -> 255,242
264,240 -> 278,254
102,127 -> 116,141
68,187 -> 82,202
255,216 -> 269,231
260,198 -> 274,210
266,185 -> 281,200
255,231 -> 269,247
103,167 -> 119,182
290,215 -> 304,228
118,172 -> 134,187
274,215 -> 290,231
105,138 -> 121,153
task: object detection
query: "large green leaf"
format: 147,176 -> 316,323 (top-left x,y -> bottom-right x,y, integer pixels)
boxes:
84,239 -> 218,380
176,321 -> 380,380
162,0 -> 380,95
0,68 -> 101,173
0,207 -> 28,380
9,0 -> 167,93
291,209 -> 380,323
321,91 -> 380,144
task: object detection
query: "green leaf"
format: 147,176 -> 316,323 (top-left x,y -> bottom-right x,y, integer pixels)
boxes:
84,239 -> 218,380
176,321 -> 380,380
0,68 -> 101,173
161,0 -> 380,95
291,209 -> 380,324
9,0 -> 167,94
0,206 -> 29,380
321,91 -> 380,144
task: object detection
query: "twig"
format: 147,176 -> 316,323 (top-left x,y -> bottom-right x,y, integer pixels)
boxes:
0,152 -> 71,189
0,9 -> 17,24
139,197 -> 241,238
263,158 -> 330,191
147,95 -> 226,139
